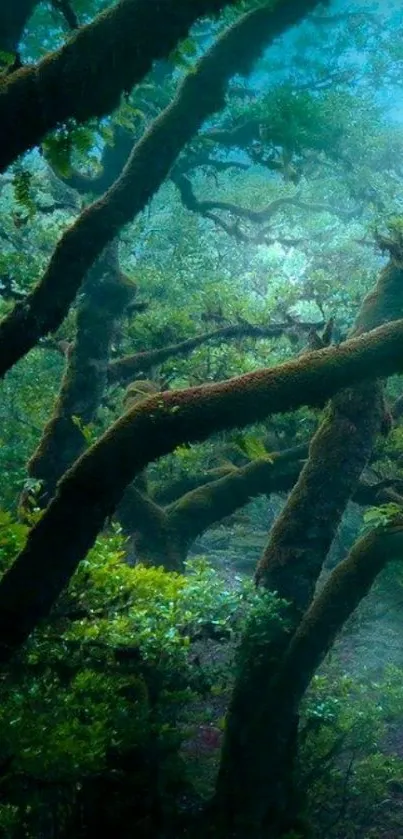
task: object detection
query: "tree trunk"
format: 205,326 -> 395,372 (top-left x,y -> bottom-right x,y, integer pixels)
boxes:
25,244 -> 135,506
1,320 -> 403,662
211,517 -> 403,837
117,484 -> 188,570
214,252 -> 403,834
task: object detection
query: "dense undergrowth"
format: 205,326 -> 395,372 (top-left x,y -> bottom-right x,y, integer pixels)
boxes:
0,512 -> 403,838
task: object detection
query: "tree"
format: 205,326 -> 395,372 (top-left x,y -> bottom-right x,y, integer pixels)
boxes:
2,0 -> 403,836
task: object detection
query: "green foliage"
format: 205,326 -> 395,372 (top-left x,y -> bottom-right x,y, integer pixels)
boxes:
71,415 -> 99,447
169,36 -> 198,71
233,432 -> 272,461
0,519 -> 260,835
0,50 -> 15,70
0,350 -> 64,510
12,167 -> 36,218
42,123 -> 98,178
362,503 -> 403,532
236,588 -> 291,677
113,99 -> 145,131
300,665 -> 403,838
0,511 -> 28,572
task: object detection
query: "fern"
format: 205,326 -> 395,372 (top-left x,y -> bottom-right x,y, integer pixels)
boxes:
12,167 -> 36,218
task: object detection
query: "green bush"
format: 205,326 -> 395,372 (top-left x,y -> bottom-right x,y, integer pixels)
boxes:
300,663 -> 403,839
0,517 -> 259,837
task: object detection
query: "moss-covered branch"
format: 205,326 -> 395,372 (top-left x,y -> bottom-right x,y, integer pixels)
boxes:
1,319 -> 403,660
256,255 -> 403,611
151,464 -> 237,505
0,0 -> 238,171
0,0 -> 322,379
117,445 -> 306,568
172,170 -> 358,225
167,446 -> 306,549
278,521 -> 403,707
107,321 -> 321,385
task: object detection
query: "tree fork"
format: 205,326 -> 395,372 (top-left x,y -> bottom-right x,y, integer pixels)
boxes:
212,518 -> 403,838
0,319 -> 403,661
212,253 -> 403,833
117,446 -> 307,569
256,256 -> 403,609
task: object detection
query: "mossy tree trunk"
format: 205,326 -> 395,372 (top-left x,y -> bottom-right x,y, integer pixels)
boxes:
209,517 -> 403,838
25,243 -> 135,507
0,320 -> 403,662
116,446 -> 306,568
117,484 -> 188,570
212,252 -> 403,834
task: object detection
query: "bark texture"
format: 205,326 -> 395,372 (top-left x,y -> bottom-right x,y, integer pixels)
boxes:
256,256 -> 403,610
117,446 -> 306,569
27,244 -> 136,504
213,253 -> 403,834
213,518 -> 403,837
0,319 -> 402,662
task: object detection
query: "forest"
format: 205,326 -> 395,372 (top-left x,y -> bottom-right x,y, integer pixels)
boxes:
1,0 -> 403,837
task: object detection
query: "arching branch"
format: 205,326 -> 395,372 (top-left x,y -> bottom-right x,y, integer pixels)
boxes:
172,171 -> 358,226
0,0 -> 322,378
107,320 -> 323,385
1,318 -> 403,661
0,0 -> 320,174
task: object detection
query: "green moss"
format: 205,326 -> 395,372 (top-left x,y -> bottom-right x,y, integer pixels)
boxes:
27,248 -> 136,504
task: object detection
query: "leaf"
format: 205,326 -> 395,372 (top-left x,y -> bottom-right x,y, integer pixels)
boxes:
71,416 -> 97,447
42,131 -> 74,178
233,433 -> 272,462
0,51 -> 15,69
